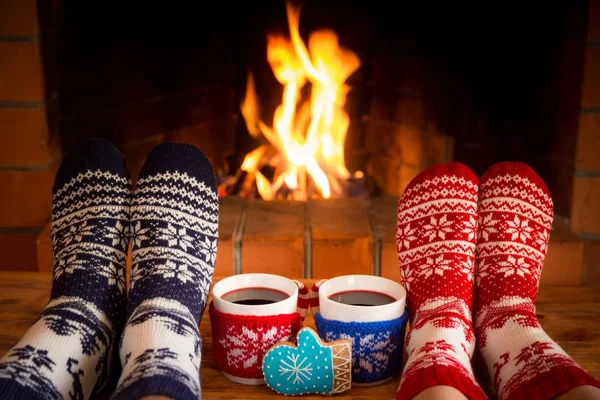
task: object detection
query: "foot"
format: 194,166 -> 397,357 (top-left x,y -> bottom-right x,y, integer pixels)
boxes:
0,139 -> 131,399
111,143 -> 219,400
395,163 -> 486,400
475,162 -> 600,400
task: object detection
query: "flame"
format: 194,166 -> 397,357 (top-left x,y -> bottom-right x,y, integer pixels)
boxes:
241,0 -> 360,199
240,145 -> 267,173
240,71 -> 261,139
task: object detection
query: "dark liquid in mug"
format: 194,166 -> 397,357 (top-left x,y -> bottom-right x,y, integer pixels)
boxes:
328,290 -> 396,306
222,287 -> 289,306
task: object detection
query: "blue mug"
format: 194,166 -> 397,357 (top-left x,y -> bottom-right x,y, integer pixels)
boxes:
310,275 -> 409,385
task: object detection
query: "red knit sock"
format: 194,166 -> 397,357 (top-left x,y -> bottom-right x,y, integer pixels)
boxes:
396,163 -> 486,400
475,162 -> 600,400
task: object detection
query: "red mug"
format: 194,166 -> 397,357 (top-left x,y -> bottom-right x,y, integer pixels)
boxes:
209,273 -> 309,385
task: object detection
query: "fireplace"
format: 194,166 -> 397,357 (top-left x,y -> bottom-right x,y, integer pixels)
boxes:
1,1 -> 599,284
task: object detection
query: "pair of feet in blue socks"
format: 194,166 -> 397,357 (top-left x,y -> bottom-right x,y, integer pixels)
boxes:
0,139 -> 218,400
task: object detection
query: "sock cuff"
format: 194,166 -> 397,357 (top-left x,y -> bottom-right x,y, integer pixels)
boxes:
0,378 -> 60,400
209,302 -> 303,379
396,364 -> 487,400
111,375 -> 200,400
503,364 -> 600,400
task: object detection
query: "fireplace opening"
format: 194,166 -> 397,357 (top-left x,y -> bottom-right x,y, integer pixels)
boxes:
5,0 -> 595,282
52,1 -> 585,212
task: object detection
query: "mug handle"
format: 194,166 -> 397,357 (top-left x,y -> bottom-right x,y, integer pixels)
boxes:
308,279 -> 327,315
293,280 -> 310,320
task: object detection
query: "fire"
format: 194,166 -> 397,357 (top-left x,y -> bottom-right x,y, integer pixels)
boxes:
239,0 -> 360,200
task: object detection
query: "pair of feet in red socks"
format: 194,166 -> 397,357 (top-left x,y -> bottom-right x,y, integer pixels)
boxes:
395,162 -> 600,400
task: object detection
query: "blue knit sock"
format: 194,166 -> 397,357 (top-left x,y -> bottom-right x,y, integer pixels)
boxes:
0,139 -> 131,400
111,143 -> 218,400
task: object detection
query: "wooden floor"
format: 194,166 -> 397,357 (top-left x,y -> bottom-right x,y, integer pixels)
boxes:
1,272 -> 599,399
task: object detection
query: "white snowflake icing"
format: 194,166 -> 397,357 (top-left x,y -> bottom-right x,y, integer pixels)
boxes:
279,353 -> 313,385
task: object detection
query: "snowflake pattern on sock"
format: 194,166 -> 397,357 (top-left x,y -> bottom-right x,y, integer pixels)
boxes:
0,139 -> 131,400
111,143 -> 218,400
475,162 -> 600,400
395,163 -> 486,400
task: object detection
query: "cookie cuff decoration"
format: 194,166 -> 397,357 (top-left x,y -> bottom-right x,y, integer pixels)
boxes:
263,327 -> 352,396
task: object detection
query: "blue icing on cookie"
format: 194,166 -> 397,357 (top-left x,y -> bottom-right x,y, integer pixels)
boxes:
263,328 -> 334,396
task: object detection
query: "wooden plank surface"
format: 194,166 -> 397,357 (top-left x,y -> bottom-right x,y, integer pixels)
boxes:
1,272 -> 598,399
309,198 -> 373,278
241,200 -> 305,277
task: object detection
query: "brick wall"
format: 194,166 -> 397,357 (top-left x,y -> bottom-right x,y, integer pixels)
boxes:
574,0 -> 600,284
0,0 -> 59,271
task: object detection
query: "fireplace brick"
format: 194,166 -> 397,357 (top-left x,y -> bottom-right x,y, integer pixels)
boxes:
571,9 -> 600,239
0,0 -> 39,36
369,196 -> 399,280
0,41 -> 45,102
571,177 -> 600,234
582,46 -> 600,107
589,0 -> 600,43
0,107 -> 57,166
0,165 -> 56,227
0,0 -> 58,271
365,118 -> 454,196
0,232 -> 39,272
241,200 -> 305,278
576,111 -> 600,171
310,198 -> 373,278
583,238 -> 600,285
